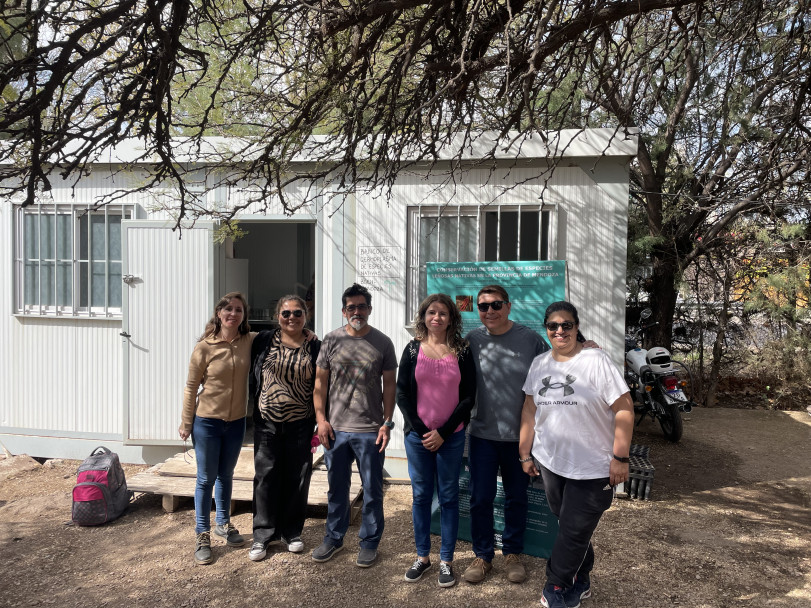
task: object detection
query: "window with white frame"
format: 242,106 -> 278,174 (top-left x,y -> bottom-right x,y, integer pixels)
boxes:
406,204 -> 552,320
15,204 -> 133,316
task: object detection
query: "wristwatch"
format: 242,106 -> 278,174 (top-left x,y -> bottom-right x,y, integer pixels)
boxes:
383,419 -> 395,429
613,454 -> 630,463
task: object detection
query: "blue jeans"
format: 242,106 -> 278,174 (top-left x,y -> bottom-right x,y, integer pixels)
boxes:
192,415 -> 246,534
405,429 -> 466,562
323,431 -> 385,550
468,434 -> 529,561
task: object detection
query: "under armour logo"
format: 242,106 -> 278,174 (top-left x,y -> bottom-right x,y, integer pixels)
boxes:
538,375 -> 576,397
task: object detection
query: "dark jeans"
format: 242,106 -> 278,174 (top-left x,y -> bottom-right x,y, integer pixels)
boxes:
540,464 -> 614,589
323,431 -> 385,550
252,416 -> 316,546
192,415 -> 246,534
468,435 -> 529,561
404,429 -> 466,562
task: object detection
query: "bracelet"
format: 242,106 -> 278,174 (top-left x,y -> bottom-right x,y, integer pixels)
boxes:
518,456 -> 533,463
613,454 -> 630,463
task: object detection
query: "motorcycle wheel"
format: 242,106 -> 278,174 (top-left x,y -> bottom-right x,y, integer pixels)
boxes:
659,398 -> 684,442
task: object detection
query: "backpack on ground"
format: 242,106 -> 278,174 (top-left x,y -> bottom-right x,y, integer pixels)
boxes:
72,446 -> 131,526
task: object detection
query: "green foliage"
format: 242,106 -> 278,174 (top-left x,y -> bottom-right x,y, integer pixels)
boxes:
213,221 -> 248,245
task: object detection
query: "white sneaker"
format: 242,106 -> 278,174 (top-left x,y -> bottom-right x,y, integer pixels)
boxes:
249,542 -> 267,562
286,537 -> 305,553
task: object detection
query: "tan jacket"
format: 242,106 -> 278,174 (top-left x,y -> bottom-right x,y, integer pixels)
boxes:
180,332 -> 255,434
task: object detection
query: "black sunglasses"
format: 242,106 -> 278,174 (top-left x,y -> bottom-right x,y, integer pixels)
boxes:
344,304 -> 370,313
477,300 -> 508,312
545,321 -> 574,332
280,309 -> 304,318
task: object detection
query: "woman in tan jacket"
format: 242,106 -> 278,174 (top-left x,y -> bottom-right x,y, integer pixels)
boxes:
179,292 -> 254,565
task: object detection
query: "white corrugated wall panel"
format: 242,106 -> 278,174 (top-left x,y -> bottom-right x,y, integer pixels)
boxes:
8,317 -> 122,434
0,203 -> 13,427
549,166 -> 628,367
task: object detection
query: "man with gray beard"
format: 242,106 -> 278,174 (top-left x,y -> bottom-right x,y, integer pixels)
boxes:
312,283 -> 397,568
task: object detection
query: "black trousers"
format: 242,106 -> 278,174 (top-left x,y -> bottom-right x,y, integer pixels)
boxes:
252,415 -> 316,546
540,464 -> 614,589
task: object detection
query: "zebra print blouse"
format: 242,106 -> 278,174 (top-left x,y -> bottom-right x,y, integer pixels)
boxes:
258,330 -> 315,422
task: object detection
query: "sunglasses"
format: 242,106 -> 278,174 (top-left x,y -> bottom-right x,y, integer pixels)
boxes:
280,309 -> 304,318
344,304 -> 370,313
477,300 -> 508,312
545,321 -> 574,332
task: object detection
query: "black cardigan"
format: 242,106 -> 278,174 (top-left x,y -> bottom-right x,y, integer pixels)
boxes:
395,339 -> 476,440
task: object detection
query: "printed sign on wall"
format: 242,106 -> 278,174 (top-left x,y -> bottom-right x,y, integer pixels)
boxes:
426,260 -> 567,335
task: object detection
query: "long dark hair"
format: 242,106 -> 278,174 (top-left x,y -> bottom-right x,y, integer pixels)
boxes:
201,292 -> 251,340
413,293 -> 468,355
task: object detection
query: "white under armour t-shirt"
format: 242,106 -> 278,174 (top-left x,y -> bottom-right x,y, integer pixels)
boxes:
522,348 -> 628,479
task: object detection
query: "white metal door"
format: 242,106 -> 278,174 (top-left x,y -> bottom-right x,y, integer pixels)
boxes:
122,221 -> 215,444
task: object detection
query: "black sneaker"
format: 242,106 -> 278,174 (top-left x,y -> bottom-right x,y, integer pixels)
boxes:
248,542 -> 268,562
312,542 -> 343,563
194,531 -> 213,565
214,522 -> 245,547
438,562 -> 456,588
404,559 -> 431,582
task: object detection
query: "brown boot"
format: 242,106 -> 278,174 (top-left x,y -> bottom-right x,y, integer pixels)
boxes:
462,557 -> 493,584
504,553 -> 527,583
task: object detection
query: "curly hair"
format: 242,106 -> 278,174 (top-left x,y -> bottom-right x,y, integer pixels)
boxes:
413,293 -> 468,355
201,292 -> 251,340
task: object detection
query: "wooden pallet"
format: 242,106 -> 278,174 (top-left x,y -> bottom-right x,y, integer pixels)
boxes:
128,447 -> 363,520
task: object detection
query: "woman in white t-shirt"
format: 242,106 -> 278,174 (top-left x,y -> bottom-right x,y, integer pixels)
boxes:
519,301 -> 633,608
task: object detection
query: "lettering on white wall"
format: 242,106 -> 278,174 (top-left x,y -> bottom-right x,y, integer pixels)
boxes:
358,246 -> 401,292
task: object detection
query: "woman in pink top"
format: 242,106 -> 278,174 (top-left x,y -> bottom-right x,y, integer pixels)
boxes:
396,293 -> 476,588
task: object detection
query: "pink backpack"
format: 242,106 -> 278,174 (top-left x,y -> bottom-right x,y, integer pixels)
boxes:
72,446 -> 131,525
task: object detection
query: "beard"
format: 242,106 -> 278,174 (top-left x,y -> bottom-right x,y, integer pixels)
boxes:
348,316 -> 367,331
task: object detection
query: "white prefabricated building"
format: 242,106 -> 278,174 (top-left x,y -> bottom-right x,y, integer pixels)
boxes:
0,129 -> 638,468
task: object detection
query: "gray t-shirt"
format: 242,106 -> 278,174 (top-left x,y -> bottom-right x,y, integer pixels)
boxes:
466,322 -> 549,441
316,325 -> 397,433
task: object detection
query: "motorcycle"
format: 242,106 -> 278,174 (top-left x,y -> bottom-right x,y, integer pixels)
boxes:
624,309 -> 694,442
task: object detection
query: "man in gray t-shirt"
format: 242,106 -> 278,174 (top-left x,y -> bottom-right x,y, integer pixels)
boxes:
312,283 -> 397,568
461,285 -> 549,586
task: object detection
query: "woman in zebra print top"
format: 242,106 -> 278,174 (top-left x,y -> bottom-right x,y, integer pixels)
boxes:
248,294 -> 321,561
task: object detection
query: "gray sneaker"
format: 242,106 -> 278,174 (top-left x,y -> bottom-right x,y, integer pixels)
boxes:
214,522 -> 245,547
194,531 -> 213,565
356,547 -> 378,568
312,542 -> 343,563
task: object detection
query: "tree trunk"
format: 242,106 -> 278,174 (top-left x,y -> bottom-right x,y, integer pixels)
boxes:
646,248 -> 678,349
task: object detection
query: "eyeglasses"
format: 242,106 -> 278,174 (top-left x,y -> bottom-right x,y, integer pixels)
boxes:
344,304 -> 370,313
280,309 -> 304,318
477,300 -> 508,312
545,321 -> 574,332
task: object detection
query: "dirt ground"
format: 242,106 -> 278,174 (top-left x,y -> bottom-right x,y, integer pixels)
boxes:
1,407 -> 810,608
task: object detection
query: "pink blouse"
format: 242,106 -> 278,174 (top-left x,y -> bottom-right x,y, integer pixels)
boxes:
415,348 -> 463,432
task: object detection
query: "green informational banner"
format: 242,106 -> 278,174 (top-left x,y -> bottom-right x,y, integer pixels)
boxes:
430,458 -> 559,559
425,260 -> 567,335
